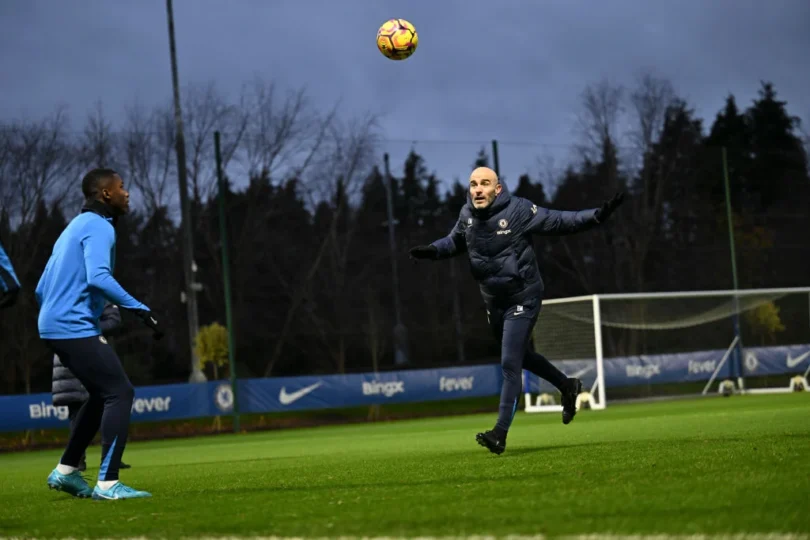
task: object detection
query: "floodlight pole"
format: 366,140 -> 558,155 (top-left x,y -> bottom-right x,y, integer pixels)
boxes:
214,131 -> 240,433
166,0 -> 205,383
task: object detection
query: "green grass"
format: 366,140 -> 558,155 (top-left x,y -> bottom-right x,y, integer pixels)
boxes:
1,394 -> 809,538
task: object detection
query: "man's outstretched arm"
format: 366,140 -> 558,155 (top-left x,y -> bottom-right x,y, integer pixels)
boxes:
82,223 -> 164,339
524,192 -> 624,235
82,226 -> 148,311
410,219 -> 467,261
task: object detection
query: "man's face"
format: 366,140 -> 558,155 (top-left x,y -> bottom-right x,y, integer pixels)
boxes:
469,172 -> 501,209
102,175 -> 130,215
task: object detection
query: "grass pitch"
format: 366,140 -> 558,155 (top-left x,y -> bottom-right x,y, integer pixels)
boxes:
0,394 -> 808,539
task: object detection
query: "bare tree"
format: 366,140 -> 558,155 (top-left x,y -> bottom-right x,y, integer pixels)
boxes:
263,113 -> 379,376
224,80 -> 337,274
628,71 -> 676,172
549,79 -> 628,295
0,125 -> 16,219
575,78 -> 625,165
239,78 -> 335,182
0,109 -> 79,393
0,108 -> 78,227
79,100 -> 119,170
625,73 -> 685,291
535,152 -> 560,200
121,102 -> 177,216
555,74 -> 681,293
181,82 -> 248,202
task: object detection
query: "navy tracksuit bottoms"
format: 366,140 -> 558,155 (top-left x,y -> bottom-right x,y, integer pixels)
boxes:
487,297 -> 568,433
44,336 -> 134,481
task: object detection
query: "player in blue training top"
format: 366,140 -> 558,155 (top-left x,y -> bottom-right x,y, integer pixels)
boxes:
409,167 -> 623,455
0,239 -> 21,309
36,168 -> 163,500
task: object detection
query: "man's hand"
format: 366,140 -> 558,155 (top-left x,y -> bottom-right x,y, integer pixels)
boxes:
132,309 -> 164,340
595,192 -> 625,223
409,245 -> 439,261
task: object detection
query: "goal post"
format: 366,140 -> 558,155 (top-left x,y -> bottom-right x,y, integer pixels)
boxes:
523,286 -> 810,414
523,294 -> 606,413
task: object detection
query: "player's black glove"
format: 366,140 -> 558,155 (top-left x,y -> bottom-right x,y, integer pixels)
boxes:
409,245 -> 438,261
594,192 -> 625,223
132,309 -> 164,340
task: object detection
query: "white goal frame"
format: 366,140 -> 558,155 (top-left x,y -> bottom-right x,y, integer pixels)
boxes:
524,294 -> 607,413
524,286 -> 810,414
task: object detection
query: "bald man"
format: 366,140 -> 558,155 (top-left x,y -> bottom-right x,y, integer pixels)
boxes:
409,167 -> 623,454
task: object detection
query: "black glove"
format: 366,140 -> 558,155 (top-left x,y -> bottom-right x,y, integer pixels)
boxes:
409,245 -> 438,261
132,309 -> 164,340
595,191 -> 625,223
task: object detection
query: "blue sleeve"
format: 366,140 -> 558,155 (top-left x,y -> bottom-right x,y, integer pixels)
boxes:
82,223 -> 148,311
431,214 -> 467,259
521,198 -> 600,236
0,240 -> 21,294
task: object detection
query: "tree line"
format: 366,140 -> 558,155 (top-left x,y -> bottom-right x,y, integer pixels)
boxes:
1,74 -> 808,394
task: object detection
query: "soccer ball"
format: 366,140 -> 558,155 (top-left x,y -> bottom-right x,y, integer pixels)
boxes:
376,19 -> 418,60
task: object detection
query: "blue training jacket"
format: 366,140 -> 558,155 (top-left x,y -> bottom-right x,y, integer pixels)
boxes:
0,239 -> 21,308
35,202 -> 148,339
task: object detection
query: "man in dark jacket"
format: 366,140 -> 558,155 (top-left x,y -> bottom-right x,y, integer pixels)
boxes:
409,166 -> 623,454
52,303 -> 131,472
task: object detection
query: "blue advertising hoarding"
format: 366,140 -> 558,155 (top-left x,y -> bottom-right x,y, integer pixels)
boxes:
523,344 -> 810,393
0,365 -> 502,433
1,344 -> 807,432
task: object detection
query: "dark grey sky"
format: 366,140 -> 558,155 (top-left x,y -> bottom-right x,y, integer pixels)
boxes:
2,0 -> 809,192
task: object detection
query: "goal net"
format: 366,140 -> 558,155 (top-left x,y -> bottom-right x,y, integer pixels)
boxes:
523,287 -> 810,413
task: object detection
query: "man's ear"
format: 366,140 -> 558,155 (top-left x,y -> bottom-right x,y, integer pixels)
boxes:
495,183 -> 502,195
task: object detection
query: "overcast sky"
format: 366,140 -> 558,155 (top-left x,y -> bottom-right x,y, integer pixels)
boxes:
1,0 -> 809,193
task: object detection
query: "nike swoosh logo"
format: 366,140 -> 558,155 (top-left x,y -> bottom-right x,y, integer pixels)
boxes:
279,382 -> 322,405
786,351 -> 810,368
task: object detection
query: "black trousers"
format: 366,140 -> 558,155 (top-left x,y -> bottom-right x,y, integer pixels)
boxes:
487,298 -> 568,433
67,403 -> 85,463
44,336 -> 134,482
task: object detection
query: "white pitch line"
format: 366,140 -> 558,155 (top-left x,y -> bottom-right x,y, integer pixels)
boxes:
1,535 -> 807,540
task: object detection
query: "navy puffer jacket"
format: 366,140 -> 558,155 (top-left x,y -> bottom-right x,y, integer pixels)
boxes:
52,304 -> 122,406
431,182 -> 601,308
